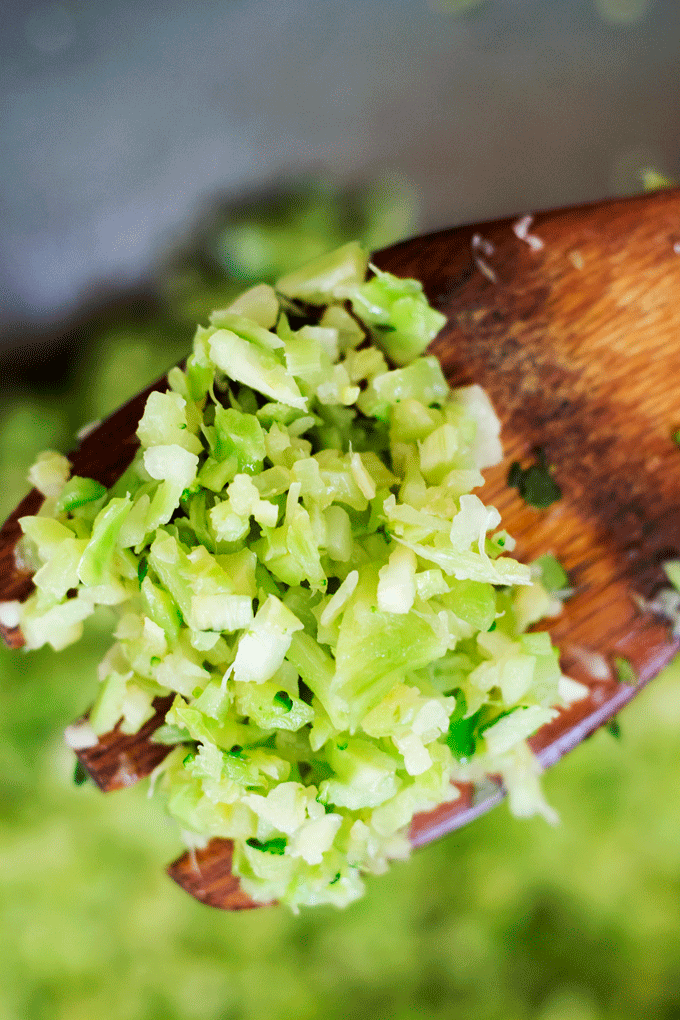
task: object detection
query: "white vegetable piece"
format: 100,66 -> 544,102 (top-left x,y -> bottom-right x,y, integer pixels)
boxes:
233,595 -> 304,683
377,546 -> 417,615
28,451 -> 71,498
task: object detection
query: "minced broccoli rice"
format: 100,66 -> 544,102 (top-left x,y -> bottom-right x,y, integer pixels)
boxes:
3,243 -> 585,910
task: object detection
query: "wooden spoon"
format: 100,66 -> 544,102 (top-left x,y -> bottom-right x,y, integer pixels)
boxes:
3,187 -> 680,910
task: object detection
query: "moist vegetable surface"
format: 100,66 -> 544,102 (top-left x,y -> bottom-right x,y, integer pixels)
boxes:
8,244 -> 583,910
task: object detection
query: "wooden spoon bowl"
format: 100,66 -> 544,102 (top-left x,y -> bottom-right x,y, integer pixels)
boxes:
2,187 -> 680,909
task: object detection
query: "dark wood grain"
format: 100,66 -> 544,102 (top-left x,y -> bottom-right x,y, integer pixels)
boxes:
3,188 -> 680,910
75,696 -> 174,791
167,838 -> 271,910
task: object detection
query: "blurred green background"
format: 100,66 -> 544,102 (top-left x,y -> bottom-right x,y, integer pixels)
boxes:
2,175 -> 680,1020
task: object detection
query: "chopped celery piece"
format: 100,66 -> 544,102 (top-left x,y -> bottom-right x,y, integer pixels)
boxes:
213,406 -> 266,473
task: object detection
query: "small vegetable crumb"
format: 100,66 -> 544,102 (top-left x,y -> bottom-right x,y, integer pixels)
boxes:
642,169 -> 676,192
536,553 -> 570,596
73,760 -> 88,786
273,690 -> 293,712
508,449 -> 562,509
605,717 -> 622,740
513,214 -> 544,252
247,837 -> 287,855
614,657 -> 636,685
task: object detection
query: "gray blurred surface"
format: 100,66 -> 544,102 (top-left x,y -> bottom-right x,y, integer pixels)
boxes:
1,0 -> 680,329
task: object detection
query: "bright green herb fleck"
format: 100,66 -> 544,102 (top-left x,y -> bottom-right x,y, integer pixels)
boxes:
246,837 -> 287,855
606,717 -> 622,740
73,760 -> 88,786
446,693 -> 480,762
663,560 -> 680,593
273,690 -> 293,712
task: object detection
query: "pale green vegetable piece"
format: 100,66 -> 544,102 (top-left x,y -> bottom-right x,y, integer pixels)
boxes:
28,450 -> 71,497
209,329 -> 307,410
78,497 -> 133,587
663,559 -> 680,592
277,241 -> 369,303
350,265 -> 446,366
232,595 -> 303,683
222,283 -> 280,329
208,311 -> 284,351
137,391 -> 203,455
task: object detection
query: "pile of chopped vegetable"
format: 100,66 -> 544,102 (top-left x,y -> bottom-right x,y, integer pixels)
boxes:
5,243 -> 586,910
